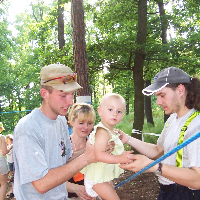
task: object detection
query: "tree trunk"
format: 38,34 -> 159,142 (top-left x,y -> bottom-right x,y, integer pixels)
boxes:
132,0 -> 147,146
145,80 -> 154,125
126,96 -> 129,115
158,0 -> 169,122
71,0 -> 91,99
58,0 -> 65,50
157,0 -> 167,44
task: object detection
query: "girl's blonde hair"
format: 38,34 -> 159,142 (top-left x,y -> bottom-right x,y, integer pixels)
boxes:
6,134 -> 13,141
68,103 -> 96,126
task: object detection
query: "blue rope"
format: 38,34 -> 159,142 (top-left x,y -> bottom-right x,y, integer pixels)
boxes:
115,131 -> 200,189
0,110 -> 32,114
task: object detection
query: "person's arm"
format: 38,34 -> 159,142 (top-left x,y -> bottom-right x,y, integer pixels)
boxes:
94,128 -> 133,164
7,144 -> 13,155
119,131 -> 164,160
32,140 -> 96,194
66,181 -> 94,200
1,135 -> 12,155
161,164 -> 200,190
120,154 -> 200,190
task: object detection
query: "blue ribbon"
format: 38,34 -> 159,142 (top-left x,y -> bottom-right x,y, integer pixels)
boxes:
115,131 -> 200,189
0,110 -> 32,114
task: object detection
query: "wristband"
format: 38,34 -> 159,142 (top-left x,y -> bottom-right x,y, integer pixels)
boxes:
155,163 -> 163,176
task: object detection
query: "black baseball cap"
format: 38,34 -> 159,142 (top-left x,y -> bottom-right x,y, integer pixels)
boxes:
142,67 -> 191,96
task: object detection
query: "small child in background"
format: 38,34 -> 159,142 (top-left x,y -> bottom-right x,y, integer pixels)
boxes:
6,134 -> 14,181
81,93 -> 133,200
6,134 -> 14,198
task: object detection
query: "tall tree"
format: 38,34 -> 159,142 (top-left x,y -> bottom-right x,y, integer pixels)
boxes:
144,0 -> 168,125
144,79 -> 154,125
0,3 -> 14,124
71,0 -> 91,100
2,0 -> 199,133
157,0 -> 170,122
58,0 -> 65,50
132,0 -> 147,141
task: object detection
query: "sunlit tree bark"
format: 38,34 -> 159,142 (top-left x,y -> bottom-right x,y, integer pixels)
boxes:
71,0 -> 91,98
58,0 -> 65,50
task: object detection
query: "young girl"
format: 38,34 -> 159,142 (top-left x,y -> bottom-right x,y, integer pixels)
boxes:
0,122 -> 9,200
6,134 -> 14,198
6,134 -> 14,182
81,93 -> 132,200
66,103 -> 96,200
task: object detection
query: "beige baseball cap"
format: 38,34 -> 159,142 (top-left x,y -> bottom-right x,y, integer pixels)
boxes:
40,64 -> 82,92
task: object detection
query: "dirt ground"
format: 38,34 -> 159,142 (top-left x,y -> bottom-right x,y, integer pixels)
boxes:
114,170 -> 160,200
6,181 -> 15,200
5,170 -> 159,200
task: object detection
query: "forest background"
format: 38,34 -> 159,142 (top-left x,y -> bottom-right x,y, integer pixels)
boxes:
0,0 -> 199,141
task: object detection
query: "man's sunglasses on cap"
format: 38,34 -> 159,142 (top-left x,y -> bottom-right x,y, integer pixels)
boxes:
43,73 -> 77,84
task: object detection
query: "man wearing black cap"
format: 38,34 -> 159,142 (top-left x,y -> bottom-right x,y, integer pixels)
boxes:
120,67 -> 200,199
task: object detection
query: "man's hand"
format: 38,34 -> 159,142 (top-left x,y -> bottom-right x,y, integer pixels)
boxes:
83,140 -> 115,164
83,140 -> 97,164
119,151 -> 134,164
115,129 -> 129,144
75,185 -> 95,200
106,141 -> 115,154
119,154 -> 153,173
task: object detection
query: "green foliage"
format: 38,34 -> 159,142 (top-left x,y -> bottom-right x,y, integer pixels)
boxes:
1,0 -> 200,134
116,107 -> 164,150
115,112 -> 134,135
142,109 -> 164,144
92,97 -> 101,124
115,105 -> 164,137
143,134 -> 159,145
114,112 -> 133,151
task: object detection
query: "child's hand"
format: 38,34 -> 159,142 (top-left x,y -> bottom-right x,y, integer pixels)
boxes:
119,154 -> 153,173
115,129 -> 129,144
119,151 -> 134,164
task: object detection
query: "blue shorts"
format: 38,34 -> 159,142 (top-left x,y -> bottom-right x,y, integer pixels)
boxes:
8,162 -> 15,172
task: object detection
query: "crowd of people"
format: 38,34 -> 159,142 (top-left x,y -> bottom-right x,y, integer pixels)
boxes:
0,64 -> 200,200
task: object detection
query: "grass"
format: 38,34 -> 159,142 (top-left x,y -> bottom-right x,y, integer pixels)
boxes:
116,107 -> 165,146
115,112 -> 134,136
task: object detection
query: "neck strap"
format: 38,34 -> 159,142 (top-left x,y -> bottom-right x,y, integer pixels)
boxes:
176,111 -> 200,167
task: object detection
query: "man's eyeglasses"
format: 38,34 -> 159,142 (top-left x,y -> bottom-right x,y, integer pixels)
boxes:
43,74 -> 77,84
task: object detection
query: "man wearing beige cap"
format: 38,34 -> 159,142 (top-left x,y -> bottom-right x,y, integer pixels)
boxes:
13,64 -> 96,200
120,67 -> 200,200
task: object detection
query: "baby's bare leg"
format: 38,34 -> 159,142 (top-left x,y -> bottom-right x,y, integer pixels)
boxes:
93,182 -> 120,200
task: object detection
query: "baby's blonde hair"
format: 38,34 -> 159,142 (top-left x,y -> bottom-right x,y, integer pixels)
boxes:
100,93 -> 126,107
68,103 -> 96,126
